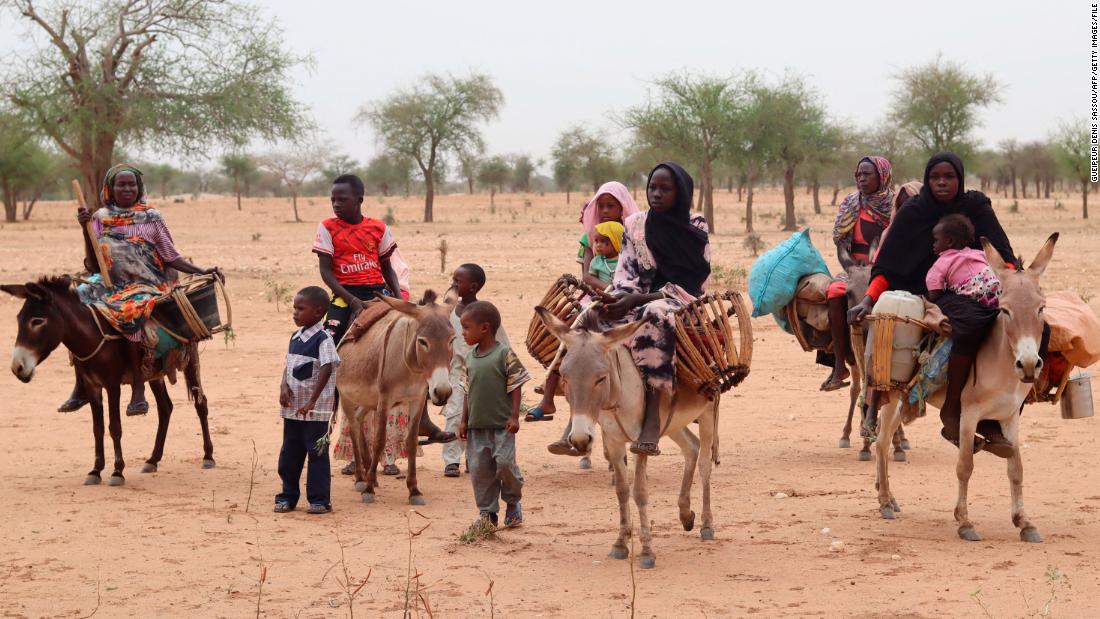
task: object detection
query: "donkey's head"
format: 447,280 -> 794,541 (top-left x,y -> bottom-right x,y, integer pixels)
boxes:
1,277 -> 74,383
380,290 -> 455,405
840,238 -> 876,309
983,233 -> 1058,383
534,307 -> 646,454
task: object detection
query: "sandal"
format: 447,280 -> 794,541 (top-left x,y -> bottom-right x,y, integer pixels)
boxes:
547,439 -> 581,456
630,441 -> 661,457
382,464 -> 400,476
980,437 -> 1015,459
524,406 -> 554,422
340,461 -> 356,475
126,400 -> 149,416
534,384 -> 545,395
57,398 -> 88,413
444,463 -> 461,478
820,375 -> 851,392
940,427 -> 984,454
418,429 -> 458,446
504,505 -> 523,528
273,502 -> 293,513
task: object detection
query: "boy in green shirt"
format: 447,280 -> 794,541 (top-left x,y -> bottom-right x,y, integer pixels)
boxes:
458,301 -> 531,529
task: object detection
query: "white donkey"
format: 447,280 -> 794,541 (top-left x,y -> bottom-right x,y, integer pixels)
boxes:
874,234 -> 1058,543
535,308 -> 717,569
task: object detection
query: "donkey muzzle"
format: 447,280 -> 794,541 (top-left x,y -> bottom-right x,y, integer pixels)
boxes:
11,346 -> 36,383
1015,356 -> 1043,383
428,367 -> 452,406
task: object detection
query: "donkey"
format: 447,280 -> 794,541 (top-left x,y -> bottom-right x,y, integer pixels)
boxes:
535,307 -> 717,570
2,276 -> 214,486
336,291 -> 453,506
873,234 -> 1058,543
836,242 -> 909,462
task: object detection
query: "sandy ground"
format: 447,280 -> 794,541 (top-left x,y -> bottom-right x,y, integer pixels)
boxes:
0,186 -> 1098,618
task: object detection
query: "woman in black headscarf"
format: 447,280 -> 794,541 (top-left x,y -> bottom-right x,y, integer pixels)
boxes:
848,152 -> 1016,455
597,162 -> 711,456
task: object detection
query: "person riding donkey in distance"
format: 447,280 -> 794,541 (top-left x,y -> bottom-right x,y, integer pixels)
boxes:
314,174 -> 455,445
66,164 -> 224,416
588,163 -> 710,456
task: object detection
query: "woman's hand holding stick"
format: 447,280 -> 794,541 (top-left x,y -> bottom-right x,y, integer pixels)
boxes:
73,179 -> 112,287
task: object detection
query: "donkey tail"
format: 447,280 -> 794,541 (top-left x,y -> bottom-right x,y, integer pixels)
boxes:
711,396 -> 721,465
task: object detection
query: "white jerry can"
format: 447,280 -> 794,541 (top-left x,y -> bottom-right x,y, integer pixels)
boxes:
870,290 -> 926,384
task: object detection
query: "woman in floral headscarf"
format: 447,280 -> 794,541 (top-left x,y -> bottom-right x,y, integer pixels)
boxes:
69,164 -> 223,415
819,156 -> 895,392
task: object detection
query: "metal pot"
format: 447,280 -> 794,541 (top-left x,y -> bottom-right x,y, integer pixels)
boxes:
1060,373 -> 1095,420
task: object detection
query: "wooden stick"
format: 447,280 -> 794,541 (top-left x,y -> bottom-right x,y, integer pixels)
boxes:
73,180 -> 112,287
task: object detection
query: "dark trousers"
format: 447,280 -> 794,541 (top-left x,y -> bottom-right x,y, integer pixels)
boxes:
276,418 -> 331,508
323,284 -> 389,344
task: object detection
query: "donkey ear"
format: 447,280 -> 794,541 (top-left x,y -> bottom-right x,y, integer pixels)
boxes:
599,317 -> 647,349
1026,232 -> 1059,279
980,237 -> 1011,278
0,284 -> 30,299
535,306 -> 573,345
442,287 -> 459,306
837,243 -> 855,272
378,294 -> 418,317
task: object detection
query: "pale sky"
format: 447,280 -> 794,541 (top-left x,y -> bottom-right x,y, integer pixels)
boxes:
0,0 -> 1086,170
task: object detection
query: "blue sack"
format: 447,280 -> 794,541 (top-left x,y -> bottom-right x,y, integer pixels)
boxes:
748,228 -> 830,318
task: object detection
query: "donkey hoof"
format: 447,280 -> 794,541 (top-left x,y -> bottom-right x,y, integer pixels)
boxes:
1020,527 -> 1043,543
108,474 -> 125,487
201,459 -> 216,469
608,546 -> 629,560
958,526 -> 982,542
354,481 -> 368,493
362,492 -> 375,504
84,473 -> 101,486
701,527 -> 716,541
879,506 -> 896,520
578,456 -> 592,470
681,510 -> 696,531
858,451 -> 872,462
142,462 -> 157,474
899,439 -> 911,450
893,450 -> 907,462
838,438 -> 851,449
639,554 -> 656,570
890,497 -> 901,512
409,495 -> 427,506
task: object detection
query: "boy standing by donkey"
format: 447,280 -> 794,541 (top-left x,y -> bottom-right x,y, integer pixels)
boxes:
276,286 -> 339,514
458,301 -> 530,529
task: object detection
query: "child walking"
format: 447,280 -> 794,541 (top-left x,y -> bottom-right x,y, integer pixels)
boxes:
276,286 -> 339,514
441,264 -> 511,478
926,214 -> 1002,307
458,301 -> 531,529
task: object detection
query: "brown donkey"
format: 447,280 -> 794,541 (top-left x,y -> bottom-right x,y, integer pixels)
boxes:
3,276 -> 214,486
336,292 -> 454,505
874,234 -> 1058,543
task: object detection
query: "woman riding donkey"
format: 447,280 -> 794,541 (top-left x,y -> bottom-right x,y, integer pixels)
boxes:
68,164 -> 223,415
849,152 -> 1048,456
820,156 -> 895,392
561,162 -> 710,456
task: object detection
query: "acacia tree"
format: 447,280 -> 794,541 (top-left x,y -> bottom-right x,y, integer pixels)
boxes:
1,0 -> 308,206
510,154 -> 537,192
0,111 -> 57,222
458,149 -> 482,194
550,127 -> 583,204
999,139 -> 1022,199
364,154 -> 412,197
359,73 -> 502,222
756,76 -> 831,231
1051,121 -> 1093,218
220,152 -> 256,211
260,145 -> 323,222
890,56 -> 1002,158
477,155 -> 511,208
623,73 -> 741,232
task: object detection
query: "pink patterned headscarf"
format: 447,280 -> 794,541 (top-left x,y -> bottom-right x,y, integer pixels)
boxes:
580,181 -> 641,241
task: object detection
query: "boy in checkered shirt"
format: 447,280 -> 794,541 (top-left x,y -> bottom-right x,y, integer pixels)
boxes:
276,286 -> 339,514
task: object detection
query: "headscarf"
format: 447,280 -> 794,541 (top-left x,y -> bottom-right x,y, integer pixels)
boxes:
832,156 -> 895,247
871,152 -> 1014,295
594,221 -> 625,253
101,163 -> 148,207
97,163 -> 161,228
581,181 -> 640,242
896,181 -> 922,210
644,162 -> 710,296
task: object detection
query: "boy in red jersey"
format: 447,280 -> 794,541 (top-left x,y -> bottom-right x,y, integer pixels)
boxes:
314,174 -> 455,446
